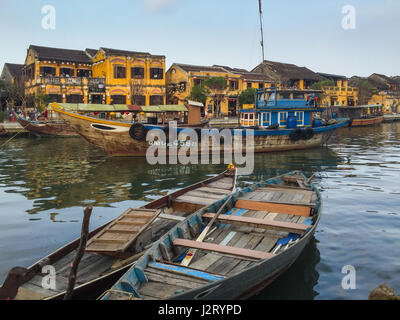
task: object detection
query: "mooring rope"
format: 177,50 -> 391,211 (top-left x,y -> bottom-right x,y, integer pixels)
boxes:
0,123 -> 30,149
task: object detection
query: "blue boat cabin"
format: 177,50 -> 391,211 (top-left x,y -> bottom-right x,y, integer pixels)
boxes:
240,88 -> 324,129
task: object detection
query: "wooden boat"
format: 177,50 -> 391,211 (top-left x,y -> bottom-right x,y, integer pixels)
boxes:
350,116 -> 384,127
0,168 -> 236,300
51,93 -> 349,157
333,105 -> 384,127
100,171 -> 321,300
13,112 -> 78,137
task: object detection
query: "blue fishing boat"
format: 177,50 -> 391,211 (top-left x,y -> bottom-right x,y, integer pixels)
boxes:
237,87 -> 348,151
100,171 -> 321,300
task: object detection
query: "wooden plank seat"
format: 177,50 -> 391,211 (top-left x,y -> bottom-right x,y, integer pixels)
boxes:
202,213 -> 310,234
173,238 -> 275,260
147,261 -> 225,282
235,200 -> 311,217
85,208 -> 161,254
239,192 -> 316,208
173,195 -> 219,206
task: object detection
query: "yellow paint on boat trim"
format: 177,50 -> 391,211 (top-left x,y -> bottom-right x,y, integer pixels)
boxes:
51,102 -> 131,128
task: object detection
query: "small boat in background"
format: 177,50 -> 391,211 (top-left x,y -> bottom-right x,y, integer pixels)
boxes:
333,104 -> 384,127
0,168 -> 236,300
14,112 -> 78,137
100,171 -> 320,300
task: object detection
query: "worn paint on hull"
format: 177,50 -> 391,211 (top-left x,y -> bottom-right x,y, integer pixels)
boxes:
15,114 -> 78,137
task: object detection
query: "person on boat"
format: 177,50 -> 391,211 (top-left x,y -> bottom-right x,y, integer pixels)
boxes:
34,108 -> 38,120
43,109 -> 48,122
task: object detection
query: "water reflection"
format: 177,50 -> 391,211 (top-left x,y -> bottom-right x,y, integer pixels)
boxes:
1,123 -> 400,299
252,237 -> 321,300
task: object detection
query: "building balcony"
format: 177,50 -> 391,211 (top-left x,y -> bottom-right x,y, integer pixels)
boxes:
88,78 -> 106,93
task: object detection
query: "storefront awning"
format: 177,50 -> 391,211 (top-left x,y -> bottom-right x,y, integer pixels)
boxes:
48,103 -> 188,113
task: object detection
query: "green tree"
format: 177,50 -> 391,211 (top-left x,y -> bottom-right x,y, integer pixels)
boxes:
187,85 -> 209,105
310,79 -> 336,90
34,92 -> 50,112
238,88 -> 256,107
357,80 -> 378,105
204,77 -> 227,91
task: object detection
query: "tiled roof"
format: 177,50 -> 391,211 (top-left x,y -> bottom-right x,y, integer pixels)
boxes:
29,45 -> 92,64
252,60 -> 324,82
317,72 -> 347,80
85,48 -> 98,58
174,63 -> 227,73
100,47 -> 164,58
213,65 -> 276,82
4,63 -> 24,78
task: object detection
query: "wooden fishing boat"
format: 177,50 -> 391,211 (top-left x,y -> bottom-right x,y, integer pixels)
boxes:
0,168 -> 236,300
51,90 -> 349,157
100,171 -> 321,300
350,116 -> 384,127
13,112 -> 78,137
333,105 -> 384,127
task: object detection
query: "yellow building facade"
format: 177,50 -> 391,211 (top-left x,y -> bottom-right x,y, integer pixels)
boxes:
166,63 -> 276,117
317,75 -> 359,107
91,48 -> 166,106
368,92 -> 399,113
22,45 -> 166,107
23,46 -> 94,104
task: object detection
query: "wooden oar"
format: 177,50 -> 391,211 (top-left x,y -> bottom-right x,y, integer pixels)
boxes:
180,195 -> 233,267
306,174 -> 316,185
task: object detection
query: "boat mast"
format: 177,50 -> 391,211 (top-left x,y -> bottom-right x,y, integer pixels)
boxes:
259,0 -> 265,62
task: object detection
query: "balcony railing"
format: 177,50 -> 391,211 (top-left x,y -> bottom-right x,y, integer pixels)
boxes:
88,78 -> 106,93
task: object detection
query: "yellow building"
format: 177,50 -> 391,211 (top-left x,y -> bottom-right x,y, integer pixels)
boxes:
23,45 -> 93,104
22,45 -> 166,107
166,63 -> 276,117
368,92 -> 399,113
317,73 -> 359,107
91,48 -> 166,105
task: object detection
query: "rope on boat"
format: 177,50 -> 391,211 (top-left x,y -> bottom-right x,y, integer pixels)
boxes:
0,123 -> 30,149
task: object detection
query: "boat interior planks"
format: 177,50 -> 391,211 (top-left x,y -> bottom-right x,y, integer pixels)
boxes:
101,171 -> 321,300
85,208 -> 162,255
1,169 -> 236,300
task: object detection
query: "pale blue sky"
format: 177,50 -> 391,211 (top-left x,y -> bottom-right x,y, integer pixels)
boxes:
1,0 -> 399,77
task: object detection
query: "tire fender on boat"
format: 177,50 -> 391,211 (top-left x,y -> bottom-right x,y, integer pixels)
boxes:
129,123 -> 148,141
289,128 -> 303,142
303,128 -> 314,140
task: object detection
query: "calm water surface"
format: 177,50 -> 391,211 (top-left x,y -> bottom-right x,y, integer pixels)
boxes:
0,123 -> 399,300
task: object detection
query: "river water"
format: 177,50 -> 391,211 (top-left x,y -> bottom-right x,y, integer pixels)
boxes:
0,123 -> 399,300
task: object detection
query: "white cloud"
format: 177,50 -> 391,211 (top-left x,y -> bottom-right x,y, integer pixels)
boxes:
146,0 -> 182,13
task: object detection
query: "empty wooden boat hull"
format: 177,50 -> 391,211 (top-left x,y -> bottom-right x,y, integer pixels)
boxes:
350,116 -> 384,127
101,172 -> 321,300
14,113 -> 78,137
52,104 -> 348,156
0,169 -> 236,300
